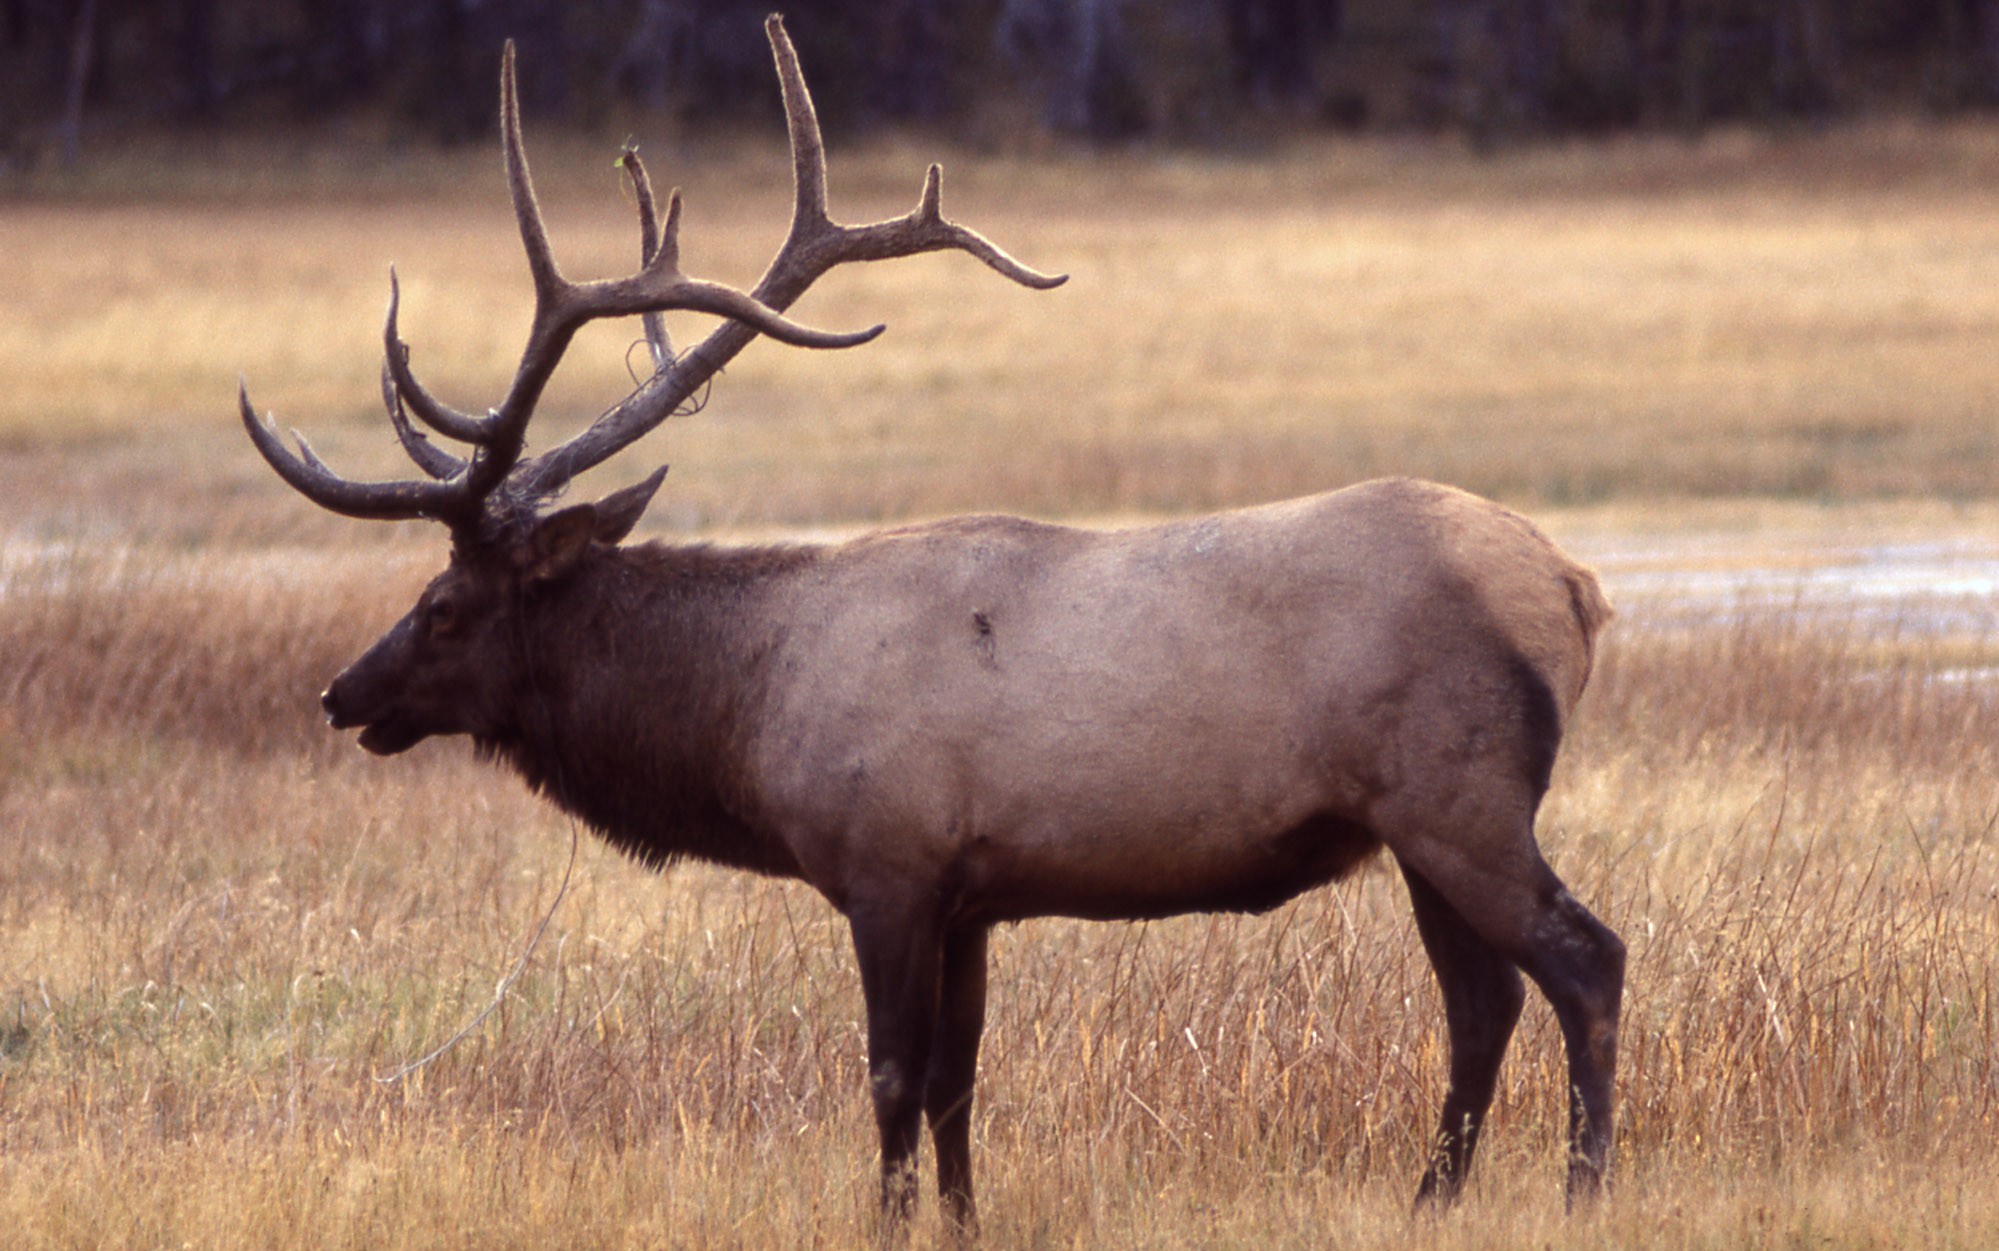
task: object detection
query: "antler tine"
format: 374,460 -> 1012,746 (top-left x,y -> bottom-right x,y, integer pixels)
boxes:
450,37 -> 571,505
383,363 -> 468,481
770,13 -> 832,234
907,164 -> 1070,290
512,16 -> 1066,500
501,40 -> 563,305
383,268 -> 489,445
240,380 -> 471,523
619,145 -> 675,371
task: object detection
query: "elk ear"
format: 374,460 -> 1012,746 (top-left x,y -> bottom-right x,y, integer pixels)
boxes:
591,465 -> 668,545
515,505 -> 600,585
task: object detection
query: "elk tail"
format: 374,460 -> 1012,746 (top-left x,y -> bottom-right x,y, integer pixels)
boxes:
1562,565 -> 1615,708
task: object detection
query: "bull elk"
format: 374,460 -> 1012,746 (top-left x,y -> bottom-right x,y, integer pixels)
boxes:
240,14 -> 1624,1234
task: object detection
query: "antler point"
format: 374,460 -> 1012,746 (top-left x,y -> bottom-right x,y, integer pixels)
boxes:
236,378 -> 270,427
918,165 -> 944,220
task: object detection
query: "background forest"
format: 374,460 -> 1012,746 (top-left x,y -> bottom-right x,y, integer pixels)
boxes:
11,0 -> 1999,166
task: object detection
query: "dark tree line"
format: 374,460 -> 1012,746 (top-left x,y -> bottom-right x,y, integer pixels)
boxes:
7,1 -> 1999,166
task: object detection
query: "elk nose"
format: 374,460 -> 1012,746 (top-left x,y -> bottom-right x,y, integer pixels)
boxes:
320,686 -> 340,724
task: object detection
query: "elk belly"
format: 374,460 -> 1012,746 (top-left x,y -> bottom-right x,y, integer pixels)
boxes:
958,807 -> 1385,924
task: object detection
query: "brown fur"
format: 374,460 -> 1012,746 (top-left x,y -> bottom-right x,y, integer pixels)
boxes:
320,474 -> 1624,1227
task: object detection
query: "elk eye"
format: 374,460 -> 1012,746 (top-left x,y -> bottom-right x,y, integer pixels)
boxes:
424,597 -> 459,636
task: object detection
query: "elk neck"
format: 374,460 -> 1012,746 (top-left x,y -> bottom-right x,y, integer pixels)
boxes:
481,538 -> 820,879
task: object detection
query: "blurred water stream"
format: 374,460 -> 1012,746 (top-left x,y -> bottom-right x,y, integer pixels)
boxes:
1573,535 -> 1999,636
1566,530 -> 1999,694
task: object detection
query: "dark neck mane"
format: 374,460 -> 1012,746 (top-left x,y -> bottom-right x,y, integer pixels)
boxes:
479,540 -> 817,878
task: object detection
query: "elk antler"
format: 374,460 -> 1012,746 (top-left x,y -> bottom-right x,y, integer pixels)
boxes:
242,17 -> 1065,533
245,16 -> 1063,527
523,14 -> 1071,499
514,15 -> 1067,500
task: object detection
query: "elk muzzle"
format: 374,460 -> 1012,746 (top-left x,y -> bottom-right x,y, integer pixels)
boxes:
319,616 -> 438,756
322,673 -> 428,756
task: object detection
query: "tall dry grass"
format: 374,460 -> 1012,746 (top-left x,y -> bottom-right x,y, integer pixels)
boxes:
1,538 -> 1995,1247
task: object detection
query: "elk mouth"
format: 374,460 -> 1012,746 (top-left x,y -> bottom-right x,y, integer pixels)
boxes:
354,715 -> 427,756
325,696 -> 426,756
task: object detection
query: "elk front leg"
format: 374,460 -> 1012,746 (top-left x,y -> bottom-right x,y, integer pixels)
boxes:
925,927 -> 989,1238
851,899 -> 945,1231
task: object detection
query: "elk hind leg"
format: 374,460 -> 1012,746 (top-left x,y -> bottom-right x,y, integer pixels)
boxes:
1437,853 -> 1623,1201
1517,877 -> 1624,1201
1387,810 -> 1623,1202
1398,860 -> 1526,1207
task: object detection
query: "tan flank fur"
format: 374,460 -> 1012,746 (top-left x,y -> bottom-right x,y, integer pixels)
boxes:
239,16 -> 1624,1237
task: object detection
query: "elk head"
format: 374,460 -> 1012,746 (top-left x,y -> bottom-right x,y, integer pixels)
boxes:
241,17 -> 1063,755
317,470 -> 665,756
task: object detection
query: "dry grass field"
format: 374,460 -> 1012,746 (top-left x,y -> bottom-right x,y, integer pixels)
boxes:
3,119 -> 1999,1247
